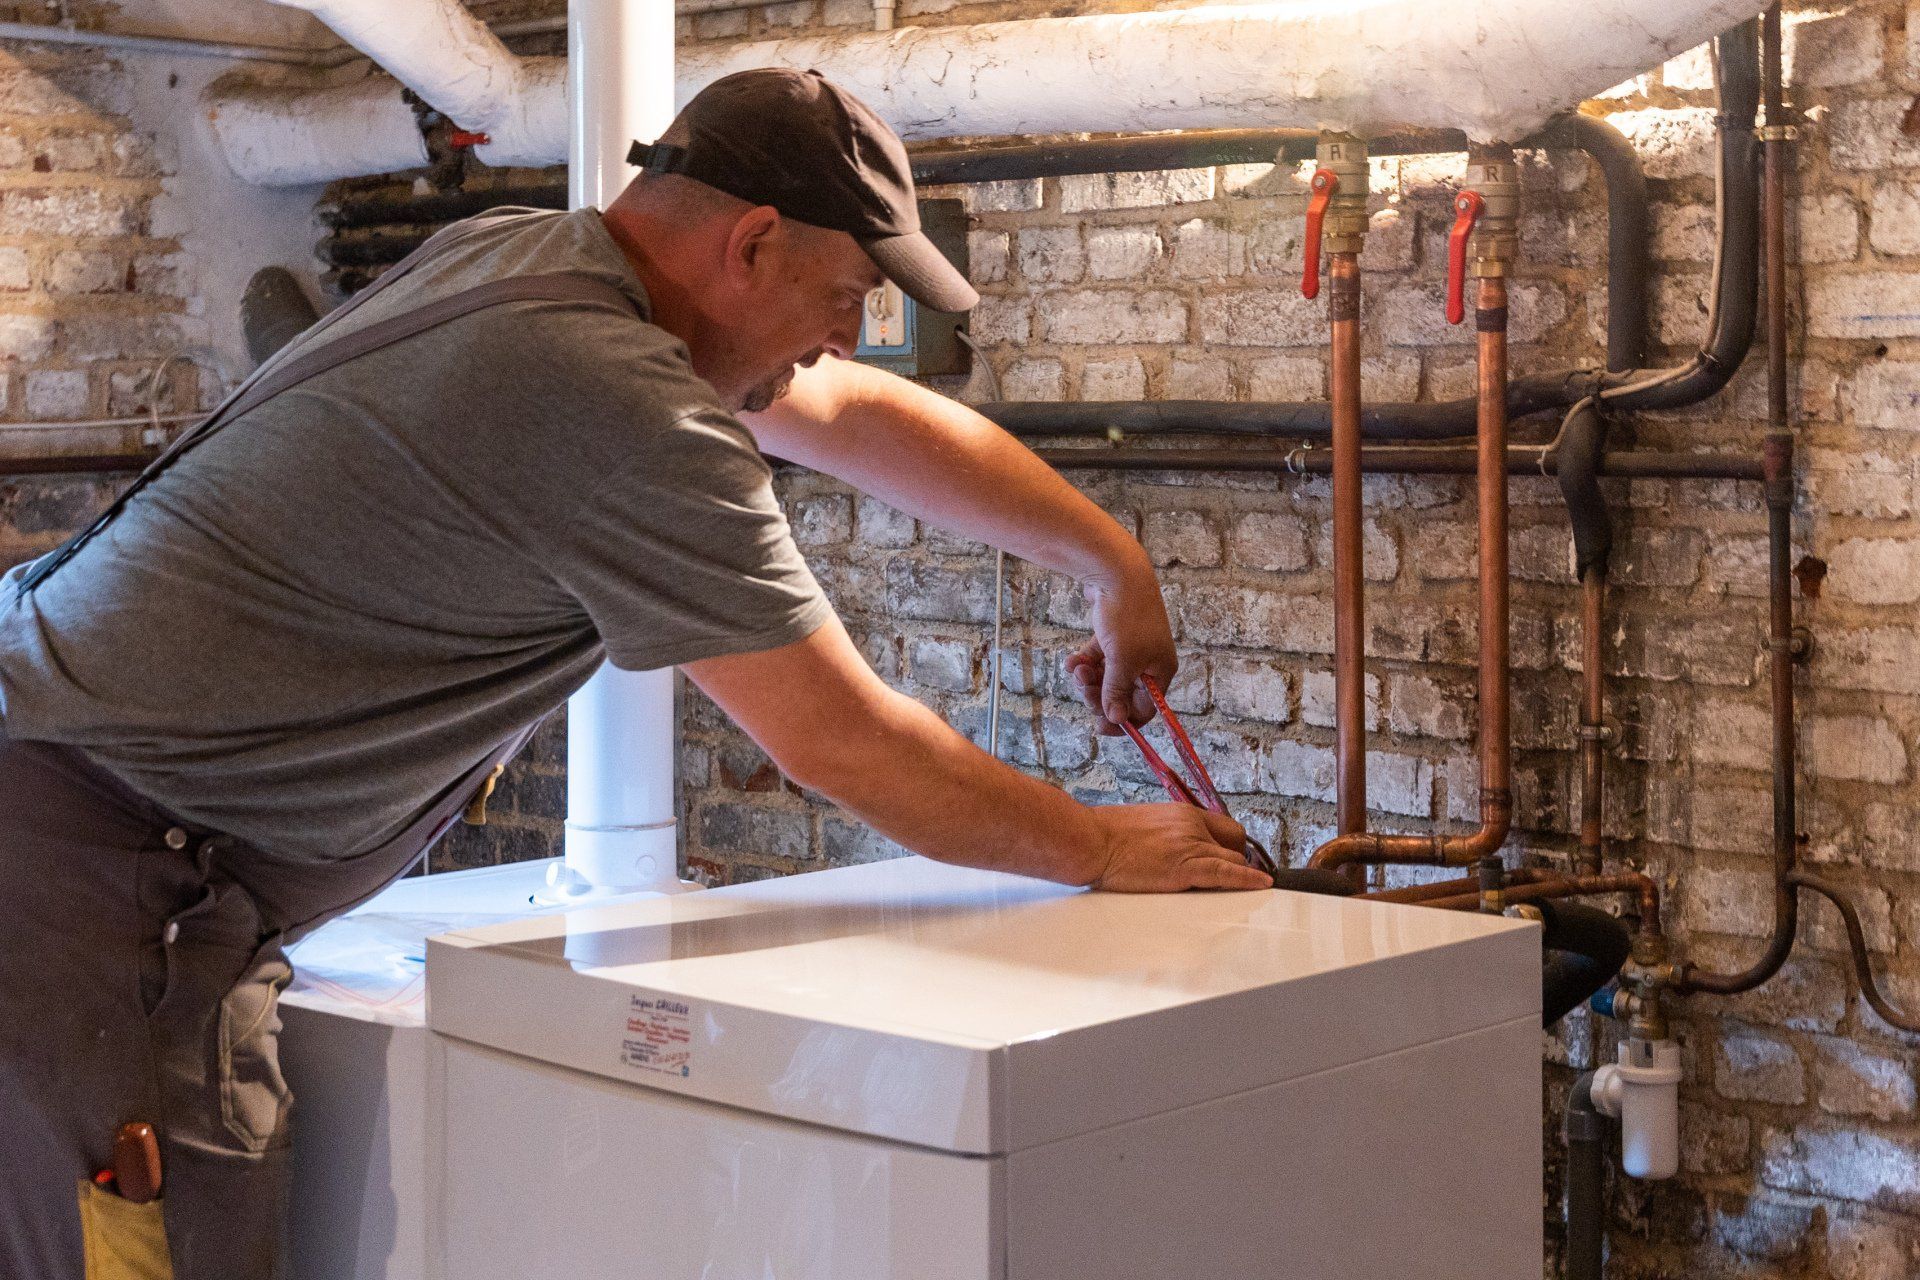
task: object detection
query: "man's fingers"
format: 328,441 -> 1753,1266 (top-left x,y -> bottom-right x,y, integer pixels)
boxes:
1189,856 -> 1273,891
1199,811 -> 1248,853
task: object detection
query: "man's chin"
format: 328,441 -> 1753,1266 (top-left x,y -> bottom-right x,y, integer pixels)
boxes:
740,373 -> 795,414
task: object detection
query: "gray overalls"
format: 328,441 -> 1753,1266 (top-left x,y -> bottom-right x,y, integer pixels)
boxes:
0,224 -> 638,1280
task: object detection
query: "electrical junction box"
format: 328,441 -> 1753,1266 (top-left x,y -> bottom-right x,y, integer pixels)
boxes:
855,197 -> 970,378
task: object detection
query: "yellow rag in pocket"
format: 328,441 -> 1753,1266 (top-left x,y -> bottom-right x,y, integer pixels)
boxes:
76,1180 -> 173,1280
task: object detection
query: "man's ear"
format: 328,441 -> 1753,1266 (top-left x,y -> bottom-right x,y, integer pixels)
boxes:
721,206 -> 784,291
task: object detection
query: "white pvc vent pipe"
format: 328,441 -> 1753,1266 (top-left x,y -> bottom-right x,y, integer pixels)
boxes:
554,0 -> 686,900
210,0 -> 1777,187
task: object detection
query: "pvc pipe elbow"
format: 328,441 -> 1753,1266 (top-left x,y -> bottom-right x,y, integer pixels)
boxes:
1590,1038 -> 1682,1180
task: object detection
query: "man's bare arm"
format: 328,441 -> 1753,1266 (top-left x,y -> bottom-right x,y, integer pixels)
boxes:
681,617 -> 1270,893
741,357 -> 1174,730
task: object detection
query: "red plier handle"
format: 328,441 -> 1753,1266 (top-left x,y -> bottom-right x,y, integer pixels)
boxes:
1121,675 -> 1278,877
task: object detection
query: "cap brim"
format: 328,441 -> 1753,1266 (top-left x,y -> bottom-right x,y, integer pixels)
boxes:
864,232 -> 979,314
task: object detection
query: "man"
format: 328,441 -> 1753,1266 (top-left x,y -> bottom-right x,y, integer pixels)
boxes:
0,68 -> 1266,1279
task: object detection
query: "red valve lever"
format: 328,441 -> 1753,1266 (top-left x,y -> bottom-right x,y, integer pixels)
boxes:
1301,169 -> 1338,300
1445,189 -> 1486,326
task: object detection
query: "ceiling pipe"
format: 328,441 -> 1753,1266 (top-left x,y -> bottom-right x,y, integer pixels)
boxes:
205,0 -> 1774,187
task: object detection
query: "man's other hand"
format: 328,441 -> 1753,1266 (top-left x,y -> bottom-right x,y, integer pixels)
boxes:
1065,560 -> 1178,736
1083,804 -> 1271,893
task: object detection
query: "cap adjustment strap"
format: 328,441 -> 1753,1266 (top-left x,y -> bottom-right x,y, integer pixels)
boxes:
626,141 -> 691,174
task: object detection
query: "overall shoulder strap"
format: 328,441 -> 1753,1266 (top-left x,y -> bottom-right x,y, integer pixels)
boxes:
15,267 -> 639,594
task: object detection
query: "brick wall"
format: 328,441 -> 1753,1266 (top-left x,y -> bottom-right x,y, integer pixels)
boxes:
8,0 -> 1920,1274
670,2 -> 1920,1274
0,36 -> 198,572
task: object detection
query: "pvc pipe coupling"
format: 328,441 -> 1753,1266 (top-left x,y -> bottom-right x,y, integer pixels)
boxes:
1590,1037 -> 1682,1179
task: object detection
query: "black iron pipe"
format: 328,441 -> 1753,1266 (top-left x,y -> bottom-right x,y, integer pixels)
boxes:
980,371 -> 1602,442
1555,398 -> 1613,577
1541,900 -> 1632,1027
1603,21 -> 1761,412
1561,114 -> 1650,375
1564,1072 -> 1607,1280
0,454 -> 152,476
1034,445 -> 1765,482
318,182 -> 568,231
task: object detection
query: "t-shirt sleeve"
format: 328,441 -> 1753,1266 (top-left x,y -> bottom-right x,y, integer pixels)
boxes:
537,405 -> 833,671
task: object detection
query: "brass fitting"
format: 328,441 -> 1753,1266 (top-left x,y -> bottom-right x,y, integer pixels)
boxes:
1464,144 -> 1519,277
1315,133 -> 1370,254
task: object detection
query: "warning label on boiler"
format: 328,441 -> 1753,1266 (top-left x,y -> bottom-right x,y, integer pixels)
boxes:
619,993 -> 693,1078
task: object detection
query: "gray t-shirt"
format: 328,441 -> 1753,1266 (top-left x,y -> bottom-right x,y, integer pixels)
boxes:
0,208 -> 831,860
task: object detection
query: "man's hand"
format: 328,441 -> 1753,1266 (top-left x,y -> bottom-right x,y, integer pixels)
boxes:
1063,555 -> 1178,736
1083,804 -> 1269,892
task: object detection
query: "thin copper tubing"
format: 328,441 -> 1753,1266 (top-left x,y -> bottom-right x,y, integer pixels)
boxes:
1419,872 -> 1662,936
1328,253 -> 1367,843
1364,866 -> 1555,905
1577,567 -> 1606,875
1309,275 -> 1513,872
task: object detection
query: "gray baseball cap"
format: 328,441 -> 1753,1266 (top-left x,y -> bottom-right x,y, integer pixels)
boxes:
629,68 -> 978,313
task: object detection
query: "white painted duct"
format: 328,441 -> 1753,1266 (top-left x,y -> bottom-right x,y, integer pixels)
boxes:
208,0 -> 1777,187
264,0 -> 563,167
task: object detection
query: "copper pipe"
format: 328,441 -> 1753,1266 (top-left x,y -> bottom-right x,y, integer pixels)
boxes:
1422,872 -> 1662,937
1311,273 -> 1513,872
1576,567 -> 1606,875
1329,251 -> 1367,841
1364,866 -> 1553,905
1788,873 -> 1920,1033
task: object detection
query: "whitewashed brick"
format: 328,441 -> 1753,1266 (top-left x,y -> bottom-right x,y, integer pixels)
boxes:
1680,864 -> 1774,937
1199,289 -> 1321,347
1142,509 -> 1219,568
1080,356 -> 1145,401
1828,536 -> 1920,605
854,496 -> 914,548
1653,201 -> 1715,262
1001,357 -> 1064,401
1313,515 -> 1399,582
1362,352 -> 1419,401
1820,626 -> 1920,696
1229,510 -> 1311,572
1015,227 -> 1083,284
1807,271 -> 1920,339
968,296 -> 1030,345
787,494 -> 850,547
1247,354 -> 1323,400
1830,97 -> 1920,172
1165,355 -> 1230,399
1038,289 -> 1186,344
0,313 -> 56,362
1301,669 -> 1381,730
1785,8 -> 1884,88
24,368 -> 88,419
1169,218 -> 1245,279
1692,698 -> 1774,771
1715,1028 -> 1806,1105
1606,106 -> 1719,179
1212,656 -> 1291,723
1871,181 -> 1920,256
1084,227 -> 1162,280
967,231 -> 1009,284
46,248 -> 118,293
1264,738 -> 1333,802
1808,715 -> 1908,784
908,637 -> 974,692
1799,193 -> 1862,265
1817,1041 -> 1919,1122
1060,169 -> 1213,213
1387,672 -> 1472,741
1826,1216 -> 1915,1280
1663,42 -> 1716,91
0,247 -> 27,291
1762,1127 -> 1920,1211
968,180 -> 1042,213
